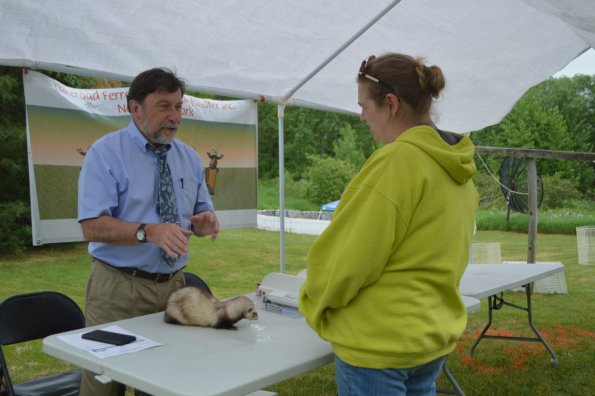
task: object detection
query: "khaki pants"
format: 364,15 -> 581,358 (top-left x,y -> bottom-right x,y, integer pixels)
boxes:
80,259 -> 185,396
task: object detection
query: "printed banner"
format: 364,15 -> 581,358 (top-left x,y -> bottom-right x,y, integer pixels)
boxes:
23,70 -> 258,245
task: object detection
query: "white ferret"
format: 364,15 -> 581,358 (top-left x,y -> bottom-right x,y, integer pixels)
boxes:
164,287 -> 258,330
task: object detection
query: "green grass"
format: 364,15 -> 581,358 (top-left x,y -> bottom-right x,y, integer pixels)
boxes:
258,178 -> 594,234
477,209 -> 595,234
1,229 -> 594,395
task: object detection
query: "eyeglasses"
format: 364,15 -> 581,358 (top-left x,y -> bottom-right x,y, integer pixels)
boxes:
359,57 -> 398,96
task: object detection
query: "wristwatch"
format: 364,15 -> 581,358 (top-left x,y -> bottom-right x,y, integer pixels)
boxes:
135,223 -> 147,243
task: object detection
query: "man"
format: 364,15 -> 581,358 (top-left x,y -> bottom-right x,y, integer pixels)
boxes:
78,67 -> 219,395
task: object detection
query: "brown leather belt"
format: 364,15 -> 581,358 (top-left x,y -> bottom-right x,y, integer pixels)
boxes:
94,258 -> 181,283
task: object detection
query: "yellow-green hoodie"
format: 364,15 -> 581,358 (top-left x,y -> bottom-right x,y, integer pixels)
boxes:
299,125 -> 479,369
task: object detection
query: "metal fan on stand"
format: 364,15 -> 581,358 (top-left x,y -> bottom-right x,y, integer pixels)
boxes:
498,156 -> 544,221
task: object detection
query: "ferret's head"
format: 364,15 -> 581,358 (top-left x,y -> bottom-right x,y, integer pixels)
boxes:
243,298 -> 258,321
227,296 -> 259,322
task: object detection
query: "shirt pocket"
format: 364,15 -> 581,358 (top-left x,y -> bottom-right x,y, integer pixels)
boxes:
177,174 -> 200,222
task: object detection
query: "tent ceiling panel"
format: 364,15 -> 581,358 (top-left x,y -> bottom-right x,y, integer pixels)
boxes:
0,0 -> 592,132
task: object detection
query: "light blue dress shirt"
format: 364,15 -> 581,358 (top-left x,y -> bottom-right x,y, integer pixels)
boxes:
78,120 -> 214,273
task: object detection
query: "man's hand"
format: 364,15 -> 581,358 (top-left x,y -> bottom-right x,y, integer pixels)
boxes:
146,223 -> 193,258
80,216 -> 195,258
189,211 -> 220,241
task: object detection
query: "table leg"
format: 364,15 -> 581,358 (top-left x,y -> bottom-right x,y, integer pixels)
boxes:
469,284 -> 558,368
469,294 -> 495,357
437,360 -> 465,395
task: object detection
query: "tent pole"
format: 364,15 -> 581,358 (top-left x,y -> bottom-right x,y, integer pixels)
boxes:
278,104 -> 286,273
281,0 -> 402,103
527,157 -> 538,263
274,0 -> 401,274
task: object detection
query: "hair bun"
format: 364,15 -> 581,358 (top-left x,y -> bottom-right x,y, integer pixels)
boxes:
416,63 -> 445,99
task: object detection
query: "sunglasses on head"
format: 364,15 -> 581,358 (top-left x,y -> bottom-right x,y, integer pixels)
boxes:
359,57 -> 398,96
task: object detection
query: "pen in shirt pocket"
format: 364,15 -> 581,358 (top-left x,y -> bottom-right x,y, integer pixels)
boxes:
180,178 -> 184,189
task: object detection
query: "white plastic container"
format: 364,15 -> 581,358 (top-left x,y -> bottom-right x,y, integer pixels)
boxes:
576,226 -> 595,265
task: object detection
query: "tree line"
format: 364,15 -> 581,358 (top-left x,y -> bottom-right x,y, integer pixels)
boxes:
257,74 -> 593,208
0,67 -> 593,253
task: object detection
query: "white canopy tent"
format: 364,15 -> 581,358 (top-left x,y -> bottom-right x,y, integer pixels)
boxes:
1,0 -> 593,270
1,0 -> 593,130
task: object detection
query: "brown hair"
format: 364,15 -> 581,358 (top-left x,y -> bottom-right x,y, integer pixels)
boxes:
357,53 -> 445,116
127,67 -> 186,109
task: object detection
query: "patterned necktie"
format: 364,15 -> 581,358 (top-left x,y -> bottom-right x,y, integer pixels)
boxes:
147,143 -> 179,267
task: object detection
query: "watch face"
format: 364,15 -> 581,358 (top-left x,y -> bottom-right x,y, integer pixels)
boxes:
136,229 -> 146,242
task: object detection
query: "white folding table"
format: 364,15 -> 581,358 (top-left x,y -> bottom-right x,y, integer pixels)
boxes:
43,307 -> 333,396
44,293 -> 481,396
459,262 -> 565,368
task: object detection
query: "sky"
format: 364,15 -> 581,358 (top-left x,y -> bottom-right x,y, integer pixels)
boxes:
553,48 -> 595,77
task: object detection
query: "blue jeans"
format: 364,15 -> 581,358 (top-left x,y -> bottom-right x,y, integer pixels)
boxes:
335,354 -> 447,396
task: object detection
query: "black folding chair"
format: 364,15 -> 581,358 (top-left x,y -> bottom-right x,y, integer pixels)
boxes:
183,272 -> 213,295
0,291 -> 85,396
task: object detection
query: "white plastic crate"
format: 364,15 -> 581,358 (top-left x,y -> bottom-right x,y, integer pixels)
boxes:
576,226 -> 595,265
471,242 -> 502,264
503,261 -> 568,294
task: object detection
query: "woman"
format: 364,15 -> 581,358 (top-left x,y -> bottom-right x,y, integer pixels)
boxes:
298,53 -> 479,395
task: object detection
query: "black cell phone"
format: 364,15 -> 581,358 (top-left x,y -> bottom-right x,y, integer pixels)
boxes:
82,329 -> 137,346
